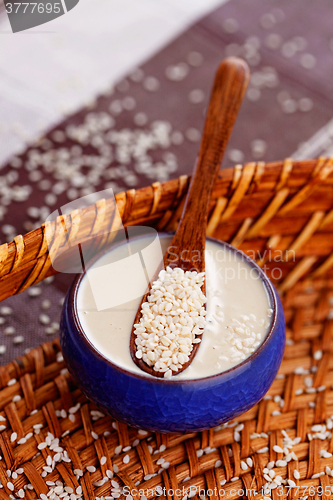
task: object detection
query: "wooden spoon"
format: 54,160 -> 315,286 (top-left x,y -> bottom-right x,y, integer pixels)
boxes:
130,57 -> 250,377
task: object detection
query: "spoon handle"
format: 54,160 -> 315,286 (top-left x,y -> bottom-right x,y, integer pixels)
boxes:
165,57 -> 250,267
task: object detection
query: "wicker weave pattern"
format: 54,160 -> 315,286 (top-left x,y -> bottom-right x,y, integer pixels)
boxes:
0,159 -> 333,499
0,278 -> 332,499
0,158 -> 333,302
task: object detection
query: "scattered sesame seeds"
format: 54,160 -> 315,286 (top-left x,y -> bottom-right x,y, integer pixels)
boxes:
69,403 -> 80,413
4,326 -> 15,335
298,97 -> 313,112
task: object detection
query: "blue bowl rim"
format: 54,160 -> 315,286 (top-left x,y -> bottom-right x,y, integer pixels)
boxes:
66,233 -> 278,385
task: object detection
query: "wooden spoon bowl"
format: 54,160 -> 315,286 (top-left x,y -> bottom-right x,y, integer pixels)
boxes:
130,57 -> 250,377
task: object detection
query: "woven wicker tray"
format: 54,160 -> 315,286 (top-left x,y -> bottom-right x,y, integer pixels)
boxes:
0,157 -> 333,500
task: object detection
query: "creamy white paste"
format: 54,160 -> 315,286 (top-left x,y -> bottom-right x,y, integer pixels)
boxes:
77,235 -> 272,379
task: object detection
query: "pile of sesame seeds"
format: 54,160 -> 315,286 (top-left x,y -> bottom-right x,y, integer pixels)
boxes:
134,267 -> 206,378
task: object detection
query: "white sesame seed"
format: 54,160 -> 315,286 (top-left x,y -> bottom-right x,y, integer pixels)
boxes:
312,472 -> 325,479
189,89 -> 205,104
298,97 -> 313,112
293,470 -> 300,479
300,53 -> 316,69
10,432 -> 17,442
13,336 -> 24,345
86,466 -> 96,473
143,77 -> 160,92
4,326 -> 15,335
187,52 -> 203,66
165,63 -> 189,82
39,314 -> 50,325
133,112 -> 148,126
185,128 -> 201,142
276,460 -> 287,467
228,149 -> 244,163
42,299 -> 51,310
0,306 -> 13,316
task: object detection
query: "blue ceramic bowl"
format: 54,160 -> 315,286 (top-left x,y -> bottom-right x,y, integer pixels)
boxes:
60,235 -> 285,434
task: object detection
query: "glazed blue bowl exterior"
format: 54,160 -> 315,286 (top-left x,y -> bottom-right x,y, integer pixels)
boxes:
60,237 -> 285,434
